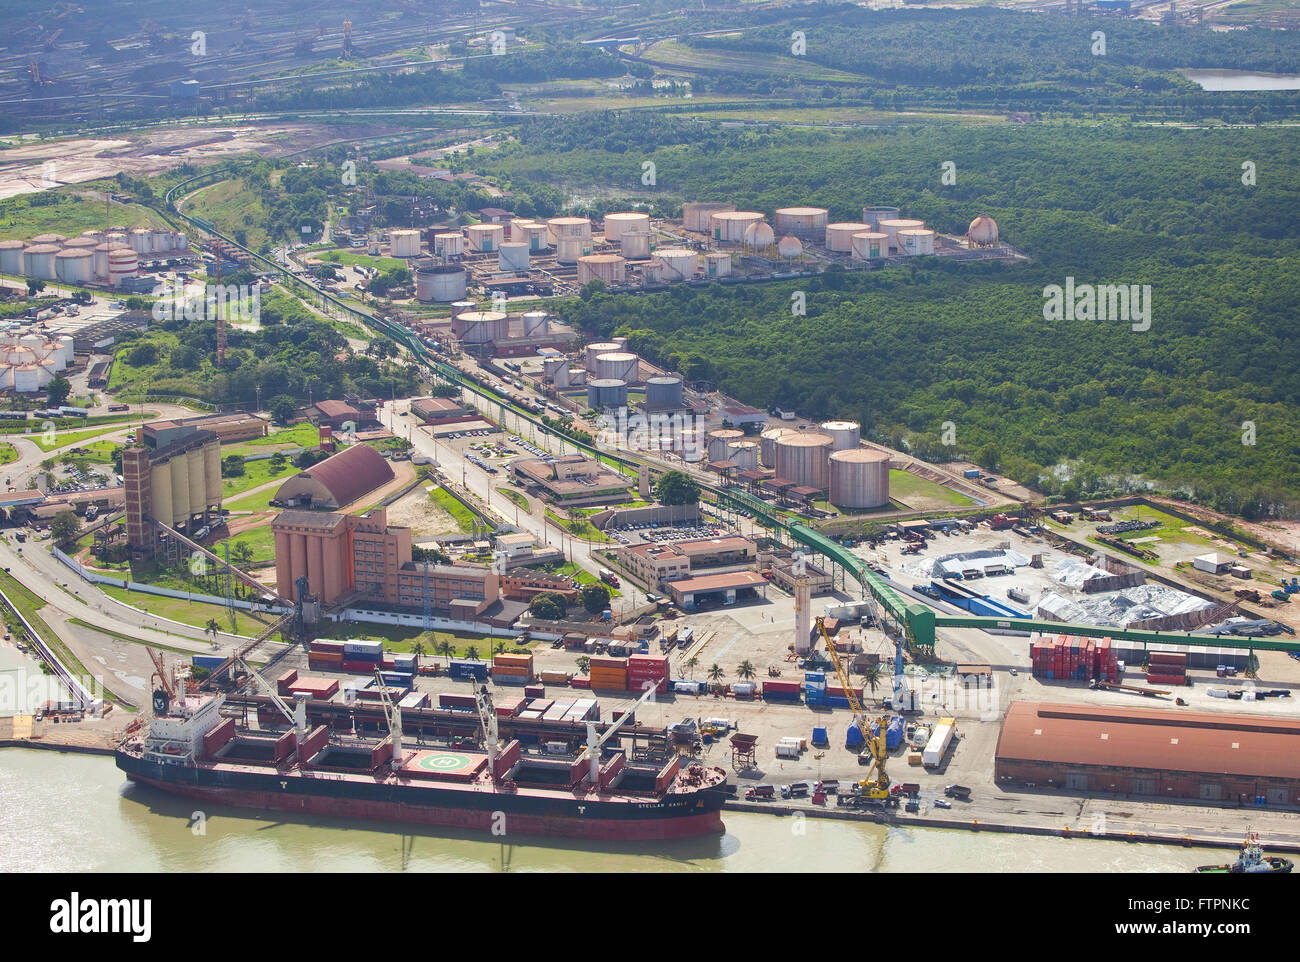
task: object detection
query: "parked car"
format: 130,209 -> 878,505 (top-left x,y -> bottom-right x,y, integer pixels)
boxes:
934,798 -> 952,809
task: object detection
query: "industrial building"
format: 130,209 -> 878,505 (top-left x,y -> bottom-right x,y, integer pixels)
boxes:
509,455 -> 635,506
123,428 -> 223,556
619,535 -> 758,589
141,411 -> 267,448
274,443 -> 395,511
663,570 -> 769,610
995,702 -> 1300,807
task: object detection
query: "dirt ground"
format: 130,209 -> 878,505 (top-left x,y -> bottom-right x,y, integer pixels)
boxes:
383,483 -> 462,539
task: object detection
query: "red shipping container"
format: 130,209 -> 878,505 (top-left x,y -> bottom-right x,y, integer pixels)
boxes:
341,659 -> 380,674
571,677 -> 591,689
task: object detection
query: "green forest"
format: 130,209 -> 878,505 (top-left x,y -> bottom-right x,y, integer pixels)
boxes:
470,116 -> 1300,518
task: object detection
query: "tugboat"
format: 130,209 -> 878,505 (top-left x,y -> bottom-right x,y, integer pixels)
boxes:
1194,831 -> 1293,873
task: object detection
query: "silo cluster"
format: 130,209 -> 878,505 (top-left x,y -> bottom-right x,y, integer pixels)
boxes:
825,222 -> 872,253
585,342 -> 622,372
0,334 -> 75,392
862,207 -> 901,231
706,428 -> 745,462
877,218 -> 926,252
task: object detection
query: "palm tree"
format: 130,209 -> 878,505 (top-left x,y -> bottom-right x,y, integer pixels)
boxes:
706,663 -> 725,692
861,663 -> 884,699
411,641 -> 426,673
685,655 -> 699,679
464,645 -> 479,662
737,660 -> 756,681
437,640 -> 453,666
205,619 -> 220,648
576,655 -> 591,677
231,541 -> 254,568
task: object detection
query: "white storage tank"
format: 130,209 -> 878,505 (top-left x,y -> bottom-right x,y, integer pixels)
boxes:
620,230 -> 651,260
773,431 -> 833,490
555,235 -> 585,265
967,215 -> 1000,248
22,245 -> 58,280
862,207 -> 901,231
389,229 -> 422,257
654,248 -> 698,281
153,228 -> 174,251
80,229 -> 105,243
498,242 -> 530,272
603,212 -> 650,243
825,222 -> 871,253
705,251 -> 731,277
774,207 -> 829,238
595,351 -> 638,382
577,254 -> 625,286
30,233 -> 66,245
465,224 -> 505,252
449,300 -> 477,320
0,240 -> 23,275
742,221 -> 775,252
0,366 -> 12,390
729,440 -> 759,470
174,231 -> 189,250
108,249 -> 139,286
434,233 -> 465,257
587,378 -> 628,410
878,218 -> 925,252
710,211 -> 764,244
12,363 -> 41,393
55,249 -> 93,285
828,448 -> 890,510
543,357 -> 571,389
585,341 -> 621,371
546,216 -> 592,245
706,428 -> 745,462
851,231 -> 889,260
453,310 -> 505,344
522,311 -> 549,336
105,232 -> 127,249
62,237 -> 98,251
58,336 -> 74,365
682,202 -> 734,232
128,228 -> 154,254
898,228 -> 936,256
516,222 -> 549,251
415,264 -> 467,302
820,420 -> 862,451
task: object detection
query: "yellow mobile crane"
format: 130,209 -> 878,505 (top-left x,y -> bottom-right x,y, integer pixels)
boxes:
815,617 -> 896,807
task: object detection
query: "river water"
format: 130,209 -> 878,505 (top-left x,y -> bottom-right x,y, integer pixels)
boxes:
1181,69 -> 1300,91
0,749 -> 1209,872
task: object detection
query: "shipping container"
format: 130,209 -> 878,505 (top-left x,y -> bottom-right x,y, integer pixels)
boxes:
539,670 -> 571,685
922,717 -> 956,767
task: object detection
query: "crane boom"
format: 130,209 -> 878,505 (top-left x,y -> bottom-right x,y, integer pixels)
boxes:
816,617 -> 891,800
583,682 -> 658,786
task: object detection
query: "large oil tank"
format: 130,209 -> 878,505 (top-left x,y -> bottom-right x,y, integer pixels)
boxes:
80,230 -> 105,243
389,229 -> 422,257
587,378 -> 628,410
705,252 -> 732,277
151,461 -> 174,528
546,217 -> 592,245
710,211 -> 764,243
645,375 -> 684,410
128,228 -> 153,254
543,357 -> 571,388
759,427 -> 798,467
415,264 -> 467,302
851,231 -> 889,260
153,229 -> 174,252
174,232 -> 189,250
654,248 -> 697,281
774,207 -> 829,238
104,232 -> 127,250
62,237 -> 98,251
729,440 -> 760,470
449,300 -> 477,320
682,202 -> 734,232
603,212 -> 650,243
0,240 -> 24,275
516,222 -> 549,251
498,242 -> 530,272
820,420 -> 861,451
204,441 -> 222,504
898,228 -> 936,256
465,224 -> 504,252
825,223 -> 871,253
577,254 -> 625,286
774,431 -> 833,490
595,351 -> 638,382
862,207 -> 901,231
620,230 -> 651,260
585,341 -> 621,371
55,249 -> 93,285
91,243 -> 111,279
14,363 -> 43,392
878,218 -> 925,252
555,236 -> 585,264
829,448 -> 890,509
522,311 -> 549,336
706,428 -> 745,462
434,233 -> 465,257
22,245 -> 58,280
453,310 -> 504,344
107,249 -> 138,286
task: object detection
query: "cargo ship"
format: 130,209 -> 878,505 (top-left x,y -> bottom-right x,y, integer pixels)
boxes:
1194,832 -> 1293,874
115,681 -> 729,842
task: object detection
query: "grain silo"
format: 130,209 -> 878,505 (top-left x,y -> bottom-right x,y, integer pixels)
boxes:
862,207 -> 901,231
30,233 -> 66,245
389,229 -> 422,257
595,351 -> 638,382
759,427 -> 797,467
434,233 -> 465,257
710,211 -> 764,244
620,231 -> 651,260
465,224 -> 504,252
453,310 -> 504,344
55,249 -> 93,285
22,245 -> 59,280
704,251 -> 732,277
587,378 -> 628,410
967,215 -> 1000,248
777,235 -> 803,260
577,254 -> 625,286
774,431 -> 833,490
682,202 -> 734,232
878,218 -> 925,252
128,228 -> 153,254
851,231 -> 889,260
498,242 -> 530,272
645,375 -> 684,410
706,428 -> 745,462
774,207 -> 829,238
819,420 -> 861,451
516,222 -> 549,251
603,212 -> 650,243
543,357 -> 571,388
0,240 -> 24,275
654,248 -> 697,281
729,440 -> 760,470
546,216 -> 592,245
585,341 -> 622,371
825,223 -> 871,253
828,448 -> 890,510
898,228 -> 936,256
415,264 -> 467,302
522,311 -> 549,336
742,221 -> 775,253
555,236 -> 585,264
108,249 -> 139,287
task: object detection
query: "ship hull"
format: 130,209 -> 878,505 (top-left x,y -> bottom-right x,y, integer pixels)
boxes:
118,751 -> 726,842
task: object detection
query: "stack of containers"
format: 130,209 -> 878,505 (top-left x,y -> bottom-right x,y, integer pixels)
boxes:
449,658 -> 489,681
628,654 -> 669,694
1097,637 -> 1118,682
493,652 -> 534,685
824,683 -> 864,709
439,693 -> 478,711
1147,650 -> 1187,686
589,656 -> 628,691
803,671 -> 827,706
308,639 -> 346,671
542,700 -> 574,721
563,698 -> 600,722
762,679 -> 801,702
342,639 -> 384,674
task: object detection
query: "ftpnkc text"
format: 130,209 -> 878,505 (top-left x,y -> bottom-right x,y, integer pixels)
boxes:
1130,899 -> 1249,913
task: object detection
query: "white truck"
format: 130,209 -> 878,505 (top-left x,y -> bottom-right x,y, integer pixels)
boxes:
922,717 -> 956,768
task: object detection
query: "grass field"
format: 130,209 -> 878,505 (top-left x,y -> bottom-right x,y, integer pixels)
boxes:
0,190 -> 166,242
888,469 -> 976,507
0,442 -> 15,465
222,422 -> 320,457
221,458 -> 300,500
100,585 -> 277,636
496,487 -> 530,511
61,439 -> 118,463
430,487 -> 476,532
643,39 -> 869,83
328,620 -> 509,657
30,425 -> 126,452
216,524 -> 277,565
546,509 -> 610,543
320,249 -> 407,273
184,178 -> 271,251
1104,505 -> 1220,550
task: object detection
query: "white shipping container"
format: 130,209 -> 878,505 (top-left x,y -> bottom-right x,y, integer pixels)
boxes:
922,721 -> 956,767
776,744 -> 800,759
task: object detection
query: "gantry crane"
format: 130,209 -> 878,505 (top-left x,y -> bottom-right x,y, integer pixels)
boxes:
815,617 -> 894,805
